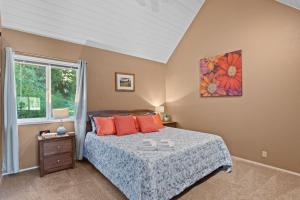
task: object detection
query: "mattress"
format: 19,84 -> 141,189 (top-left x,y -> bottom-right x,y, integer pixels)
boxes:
83,127 -> 232,200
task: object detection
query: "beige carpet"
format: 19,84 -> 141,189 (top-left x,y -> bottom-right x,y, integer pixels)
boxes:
0,158 -> 299,200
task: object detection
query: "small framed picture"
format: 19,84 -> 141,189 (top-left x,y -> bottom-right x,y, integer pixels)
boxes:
115,72 -> 135,92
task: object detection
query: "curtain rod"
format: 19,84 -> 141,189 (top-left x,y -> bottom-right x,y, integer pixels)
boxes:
14,50 -> 82,64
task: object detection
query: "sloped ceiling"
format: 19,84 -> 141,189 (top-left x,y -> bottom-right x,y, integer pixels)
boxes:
277,0 -> 300,11
0,0 -> 206,63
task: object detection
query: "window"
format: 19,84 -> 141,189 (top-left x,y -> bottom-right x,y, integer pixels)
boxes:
14,54 -> 79,123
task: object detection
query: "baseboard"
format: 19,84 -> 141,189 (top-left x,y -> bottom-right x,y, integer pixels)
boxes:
232,156 -> 300,177
2,166 -> 39,176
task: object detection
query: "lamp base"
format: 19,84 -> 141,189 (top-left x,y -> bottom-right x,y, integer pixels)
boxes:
163,113 -> 170,122
57,126 -> 66,135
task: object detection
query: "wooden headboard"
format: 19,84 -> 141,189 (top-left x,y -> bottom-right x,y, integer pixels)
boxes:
86,109 -> 155,133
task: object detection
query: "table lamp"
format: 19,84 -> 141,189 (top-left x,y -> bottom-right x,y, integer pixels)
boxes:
155,106 -> 165,114
53,108 -> 69,135
155,106 -> 169,121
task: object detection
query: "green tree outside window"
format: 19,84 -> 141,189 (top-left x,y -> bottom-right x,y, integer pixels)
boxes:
15,62 -> 77,120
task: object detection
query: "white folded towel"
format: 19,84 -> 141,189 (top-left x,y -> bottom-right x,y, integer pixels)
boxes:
157,139 -> 175,151
142,139 -> 157,146
138,139 -> 157,151
138,139 -> 175,151
137,146 -> 157,151
159,139 -> 175,146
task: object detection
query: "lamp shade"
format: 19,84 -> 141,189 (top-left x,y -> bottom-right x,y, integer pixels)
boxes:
53,108 -> 69,119
155,106 -> 165,113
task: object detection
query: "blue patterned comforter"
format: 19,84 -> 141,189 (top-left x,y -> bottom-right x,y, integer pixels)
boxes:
83,127 -> 232,200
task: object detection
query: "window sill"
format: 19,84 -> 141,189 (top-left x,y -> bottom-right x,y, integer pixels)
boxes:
17,118 -> 74,126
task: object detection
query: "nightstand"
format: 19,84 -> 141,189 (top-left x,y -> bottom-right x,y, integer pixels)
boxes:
38,133 -> 75,177
163,121 -> 177,128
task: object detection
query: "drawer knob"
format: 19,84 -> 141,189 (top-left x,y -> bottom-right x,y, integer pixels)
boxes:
57,145 -> 61,149
57,159 -> 60,163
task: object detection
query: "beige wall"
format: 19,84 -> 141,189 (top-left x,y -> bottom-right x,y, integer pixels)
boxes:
1,29 -> 165,169
18,122 -> 74,169
166,0 -> 300,173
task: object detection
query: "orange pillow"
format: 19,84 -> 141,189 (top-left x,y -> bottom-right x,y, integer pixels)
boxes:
132,116 -> 140,131
136,115 -> 159,133
114,115 -> 138,136
153,114 -> 164,129
94,117 -> 116,136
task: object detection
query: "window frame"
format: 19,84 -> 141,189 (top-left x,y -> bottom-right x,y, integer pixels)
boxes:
14,54 -> 79,125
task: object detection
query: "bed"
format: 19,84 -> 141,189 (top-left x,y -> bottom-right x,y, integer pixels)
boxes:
83,110 -> 232,200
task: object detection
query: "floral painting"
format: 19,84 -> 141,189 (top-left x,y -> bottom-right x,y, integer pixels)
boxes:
199,50 -> 242,96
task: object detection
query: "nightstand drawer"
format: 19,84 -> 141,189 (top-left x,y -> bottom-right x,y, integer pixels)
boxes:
163,121 -> 177,128
44,153 -> 73,171
43,139 -> 72,156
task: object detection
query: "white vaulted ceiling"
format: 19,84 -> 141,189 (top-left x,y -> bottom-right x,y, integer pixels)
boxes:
277,0 -> 300,11
0,0 -> 206,63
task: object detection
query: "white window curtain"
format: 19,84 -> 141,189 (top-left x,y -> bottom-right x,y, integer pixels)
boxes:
74,60 -> 87,160
2,47 -> 19,174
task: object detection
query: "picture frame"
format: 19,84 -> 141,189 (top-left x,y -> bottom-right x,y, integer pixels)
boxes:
199,50 -> 242,97
115,72 -> 135,92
